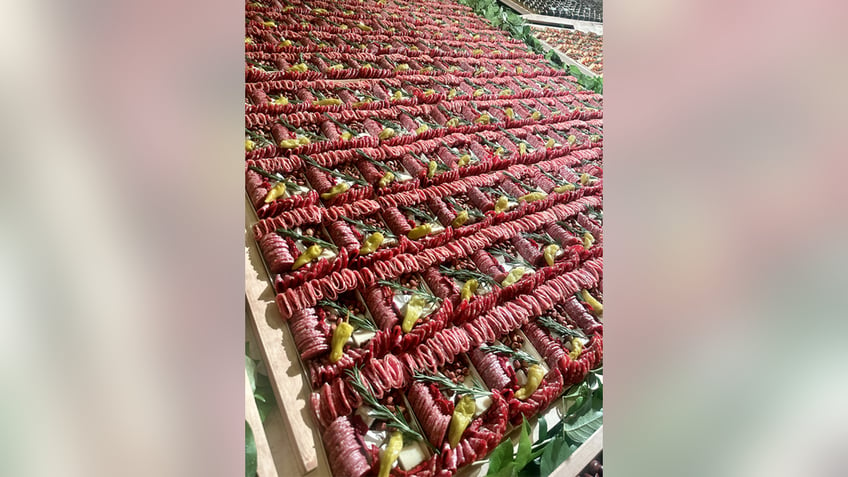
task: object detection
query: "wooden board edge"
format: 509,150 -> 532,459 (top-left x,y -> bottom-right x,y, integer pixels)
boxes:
246,369 -> 280,477
245,198 -> 324,474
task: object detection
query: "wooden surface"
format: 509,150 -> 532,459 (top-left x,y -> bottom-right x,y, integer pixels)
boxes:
246,367 -> 280,477
245,197 -> 331,475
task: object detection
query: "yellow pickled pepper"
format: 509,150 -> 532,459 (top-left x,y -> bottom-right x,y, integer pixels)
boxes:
359,232 -> 384,255
582,231 -> 595,249
427,160 -> 438,178
457,154 -> 471,167
451,210 -> 469,228
543,244 -> 560,266
378,432 -> 404,477
320,182 -> 350,200
401,294 -> 427,332
553,183 -> 575,193
514,364 -> 545,400
291,244 -> 322,270
379,128 -> 395,140
581,289 -> 603,315
263,182 -> 287,203
407,223 -> 432,240
501,267 -> 527,287
379,171 -> 395,188
494,196 -> 509,213
447,395 -> 476,447
329,313 -> 354,364
460,279 -> 478,300
568,338 -> 583,360
518,191 -> 547,203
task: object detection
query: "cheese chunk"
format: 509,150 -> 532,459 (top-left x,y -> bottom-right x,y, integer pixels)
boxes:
397,441 -> 426,470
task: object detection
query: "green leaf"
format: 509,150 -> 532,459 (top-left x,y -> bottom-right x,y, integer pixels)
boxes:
492,462 -> 515,477
486,438 -> 515,476
563,409 -> 602,444
539,435 -> 574,476
246,421 -> 257,477
514,418 -> 533,471
538,417 -> 548,442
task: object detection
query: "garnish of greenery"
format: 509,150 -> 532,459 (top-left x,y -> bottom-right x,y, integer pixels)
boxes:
501,171 -> 536,192
522,232 -> 556,246
376,279 -> 440,304
279,117 -> 323,141
480,186 -> 518,202
537,315 -> 588,340
247,165 -> 299,189
355,148 -> 394,172
323,113 -> 357,134
275,227 -> 337,250
444,196 -> 484,218
299,155 -> 369,186
412,371 -> 491,398
245,128 -> 274,147
481,342 -> 540,366
398,204 -> 437,223
340,216 -> 396,238
586,205 -> 603,221
487,245 -> 531,268
439,265 -> 499,287
246,421 -> 257,477
345,366 -> 427,443
535,165 -> 566,185
316,299 -> 377,332
555,220 -> 589,237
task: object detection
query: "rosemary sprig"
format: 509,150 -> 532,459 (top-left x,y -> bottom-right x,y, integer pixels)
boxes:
278,117 -> 323,141
323,113 -> 356,135
487,245 -> 531,267
345,367 -> 427,443
245,128 -> 274,147
479,186 -> 518,202
398,205 -> 437,224
373,117 -> 401,130
522,232 -> 556,245
317,299 -> 377,332
413,371 -> 491,398
299,155 -> 369,186
355,149 -> 393,172
443,196 -> 483,218
538,315 -> 587,340
245,57 -> 275,72
376,279 -> 440,303
555,220 -> 589,237
481,343 -> 540,366
438,265 -> 499,287
474,134 -> 504,151
586,205 -> 603,221
247,165 -> 299,189
410,152 -> 449,171
275,227 -> 337,250
501,171 -> 536,192
535,165 -> 566,185
340,216 -> 396,238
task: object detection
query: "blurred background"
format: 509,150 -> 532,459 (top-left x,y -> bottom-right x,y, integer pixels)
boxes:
0,0 -> 846,475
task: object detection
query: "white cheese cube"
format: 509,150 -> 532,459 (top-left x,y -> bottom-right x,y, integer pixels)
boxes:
352,328 -> 376,347
397,441 -> 426,470
473,395 -> 492,417
363,429 -> 387,449
357,406 -> 376,428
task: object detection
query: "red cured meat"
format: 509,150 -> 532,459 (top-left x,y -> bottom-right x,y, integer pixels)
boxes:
469,348 -> 510,390
322,416 -> 370,477
258,232 -> 294,273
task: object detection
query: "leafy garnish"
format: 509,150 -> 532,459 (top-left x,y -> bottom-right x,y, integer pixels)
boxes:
480,342 -> 540,366
412,371 -> 491,398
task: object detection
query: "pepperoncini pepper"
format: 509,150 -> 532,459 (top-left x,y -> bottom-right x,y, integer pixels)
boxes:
264,182 -> 287,203
391,90 -> 403,101
359,232 -> 384,255
312,98 -> 342,106
407,223 -> 432,240
494,196 -> 510,214
394,63 -> 409,72
530,111 -> 541,120
278,136 -> 310,149
287,63 -> 308,73
291,244 -> 322,271
340,131 -> 353,141
457,154 -> 471,167
401,294 -> 427,333
543,244 -> 560,266
460,279 -> 478,301
519,143 -> 527,156
474,113 -> 491,124
379,171 -> 395,188
320,182 -> 350,200
245,139 -> 256,152
505,108 -> 515,119
499,88 -> 512,96
445,117 -> 459,127
494,147 -> 505,156
545,138 -> 555,148
329,314 -> 354,364
473,88 -> 485,98
278,39 -> 292,48
553,183 -> 575,193
582,231 -> 595,249
514,364 -> 545,400
427,161 -> 438,178
518,191 -> 547,203
378,432 -> 404,477
568,338 -> 583,360
567,135 -> 577,145
378,128 -> 395,140
273,96 -> 289,105
451,210 -> 469,228
423,89 -> 436,96
581,289 -> 603,316
448,395 -> 476,447
501,267 -> 527,287
416,125 -> 429,135
580,173 -> 592,185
